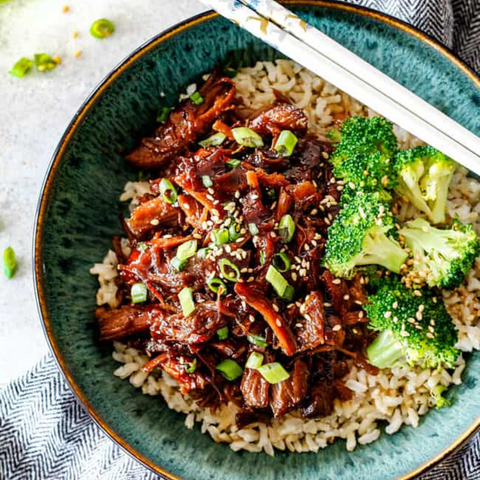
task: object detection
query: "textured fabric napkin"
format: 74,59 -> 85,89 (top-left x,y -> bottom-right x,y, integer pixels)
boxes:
1,1 -> 480,478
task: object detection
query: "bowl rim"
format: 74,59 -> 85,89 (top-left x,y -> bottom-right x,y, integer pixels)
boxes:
33,1 -> 480,479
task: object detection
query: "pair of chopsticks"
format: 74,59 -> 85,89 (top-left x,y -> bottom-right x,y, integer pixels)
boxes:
198,0 -> 480,176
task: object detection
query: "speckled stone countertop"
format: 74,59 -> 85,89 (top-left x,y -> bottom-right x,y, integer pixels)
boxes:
0,0 -> 205,386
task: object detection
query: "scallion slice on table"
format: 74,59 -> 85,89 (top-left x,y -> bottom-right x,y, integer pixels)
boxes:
3,247 -> 17,279
179,287 -> 195,317
199,132 -> 226,147
279,214 -> 296,243
131,283 -> 147,304
274,130 -> 298,156
207,276 -> 227,295
159,178 -> 177,204
219,258 -> 240,282
156,106 -> 172,123
273,253 -> 291,272
266,265 -> 294,300
215,359 -> 243,381
247,333 -> 268,347
246,352 -> 264,370
90,18 -> 115,39
9,57 -> 33,78
34,53 -> 58,72
217,326 -> 229,340
176,240 -> 197,261
258,362 -> 290,384
184,358 -> 197,374
189,91 -> 204,105
231,127 -> 264,148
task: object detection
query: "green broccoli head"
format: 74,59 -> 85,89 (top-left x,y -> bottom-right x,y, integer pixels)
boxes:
325,193 -> 408,278
330,117 -> 398,195
365,275 -> 459,369
395,146 -> 457,224
399,218 -> 480,289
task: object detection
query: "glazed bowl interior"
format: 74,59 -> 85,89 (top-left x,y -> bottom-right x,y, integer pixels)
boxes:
35,2 -> 480,480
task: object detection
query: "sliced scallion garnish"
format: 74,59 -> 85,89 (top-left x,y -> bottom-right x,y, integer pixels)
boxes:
207,277 -> 227,295
231,127 -> 264,148
185,358 -> 197,374
274,130 -> 298,157
217,326 -> 229,340
199,132 -> 226,147
226,159 -> 241,169
258,362 -> 290,384
202,175 -> 213,188
156,106 -> 172,123
273,253 -> 291,272
215,359 -> 243,381
259,250 -> 266,266
228,222 -> 241,242
246,352 -> 264,370
171,256 -> 187,272
219,258 -> 241,282
131,283 -> 147,304
179,287 -> 195,317
266,265 -> 294,300
3,247 -> 17,279
9,57 -> 33,78
159,178 -> 177,204
34,53 -> 58,72
248,223 -> 259,235
212,229 -> 229,247
90,18 -> 115,39
176,240 -> 198,261
279,214 -> 296,243
189,91 -> 204,105
136,242 -> 148,252
247,333 -> 268,348
197,247 -> 211,259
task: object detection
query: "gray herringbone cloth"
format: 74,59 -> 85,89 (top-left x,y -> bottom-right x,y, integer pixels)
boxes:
1,1 -> 479,478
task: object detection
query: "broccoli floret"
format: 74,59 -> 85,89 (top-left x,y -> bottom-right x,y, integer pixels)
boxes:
325,193 -> 408,278
395,146 -> 457,224
431,385 -> 452,409
399,218 -> 480,289
365,276 -> 459,369
330,117 -> 399,194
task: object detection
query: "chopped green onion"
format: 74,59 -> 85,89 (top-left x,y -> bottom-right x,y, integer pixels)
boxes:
217,326 -> 229,340
267,189 -> 277,200
179,287 -> 195,317
259,251 -> 266,266
247,333 -> 268,348
171,256 -> 187,272
228,222 -> 241,242
131,283 -> 147,304
90,18 -> 115,39
202,175 -> 213,188
9,57 -> 33,78
185,358 -> 197,374
274,130 -> 298,157
212,229 -> 230,247
266,265 -> 294,299
176,240 -> 197,261
246,352 -> 264,370
159,179 -> 177,204
248,223 -> 259,235
136,242 -> 148,252
156,106 -> 172,123
273,253 -> 291,272
226,159 -> 241,169
215,359 -> 243,381
189,91 -> 204,105
219,258 -> 241,282
258,362 -> 290,384
207,277 -> 227,295
231,127 -> 264,148
197,247 -> 211,259
3,247 -> 17,279
279,214 -> 296,243
199,132 -> 226,147
34,53 -> 58,72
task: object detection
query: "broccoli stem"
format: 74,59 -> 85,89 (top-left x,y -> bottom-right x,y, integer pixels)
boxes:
366,330 -> 405,368
356,231 -> 408,274
429,174 -> 452,224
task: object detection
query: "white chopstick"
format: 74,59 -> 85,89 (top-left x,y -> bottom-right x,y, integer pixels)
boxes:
199,0 -> 480,176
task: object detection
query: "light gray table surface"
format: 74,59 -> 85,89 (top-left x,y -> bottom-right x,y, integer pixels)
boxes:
0,0 -> 206,386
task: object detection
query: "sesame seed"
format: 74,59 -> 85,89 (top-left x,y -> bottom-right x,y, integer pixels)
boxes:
249,315 -> 255,322
358,311 -> 364,318
273,304 -> 279,312
400,331 -> 410,337
344,294 -> 350,300
413,290 -> 422,297
206,194 -> 214,201
348,182 -> 356,190
392,302 -> 398,309
150,219 -> 160,225
324,302 -> 332,307
393,317 -> 398,323
292,272 -> 298,281
193,233 -> 202,239
324,218 -> 331,225
235,191 -> 240,199
236,237 -> 245,243
310,209 -> 318,215
322,152 -> 329,159
62,5 -> 70,13
276,319 -> 282,327
426,332 -> 434,339
295,323 -> 303,328
240,267 -> 248,273
72,31 -> 79,39
299,268 -> 307,277
332,325 -> 342,331
312,240 -> 318,247
207,188 -> 214,194
416,312 -> 423,320
332,279 -> 341,285
304,314 -> 312,322
304,244 -> 310,251
247,276 -> 254,282
74,49 -> 82,58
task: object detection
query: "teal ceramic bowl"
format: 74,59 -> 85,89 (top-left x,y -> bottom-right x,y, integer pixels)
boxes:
34,2 -> 480,479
